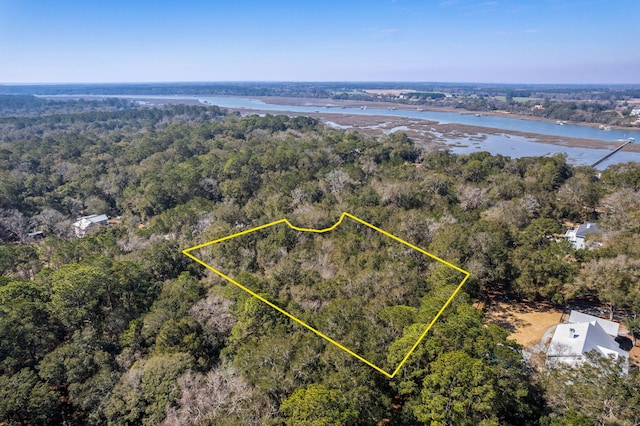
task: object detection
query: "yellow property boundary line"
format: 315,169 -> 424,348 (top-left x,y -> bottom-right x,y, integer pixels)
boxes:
183,212 -> 470,378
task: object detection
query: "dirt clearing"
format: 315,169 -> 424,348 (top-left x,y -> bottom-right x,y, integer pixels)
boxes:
483,300 -> 563,348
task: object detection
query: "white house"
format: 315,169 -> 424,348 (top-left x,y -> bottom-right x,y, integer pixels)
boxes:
546,314 -> 628,374
564,222 -> 601,250
568,310 -> 619,336
73,214 -> 108,237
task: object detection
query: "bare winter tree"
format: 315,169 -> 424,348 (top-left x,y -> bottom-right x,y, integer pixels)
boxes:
162,365 -> 276,426
570,255 -> 640,320
323,169 -> 353,202
458,184 -> 489,212
522,193 -> 541,216
358,157 -> 378,179
31,208 -> 66,234
0,208 -> 29,243
189,294 -> 237,334
600,189 -> 640,231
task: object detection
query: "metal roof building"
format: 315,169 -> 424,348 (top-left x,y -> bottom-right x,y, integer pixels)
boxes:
546,319 -> 628,374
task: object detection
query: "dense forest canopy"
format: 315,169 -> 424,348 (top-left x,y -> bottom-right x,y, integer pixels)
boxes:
0,95 -> 138,118
1,94 -> 640,425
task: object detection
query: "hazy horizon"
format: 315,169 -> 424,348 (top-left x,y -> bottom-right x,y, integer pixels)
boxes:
3,81 -> 640,88
1,0 -> 639,85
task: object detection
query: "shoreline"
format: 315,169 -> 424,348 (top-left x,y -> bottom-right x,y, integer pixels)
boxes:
248,95 -> 640,132
42,94 -> 640,132
226,107 -> 640,153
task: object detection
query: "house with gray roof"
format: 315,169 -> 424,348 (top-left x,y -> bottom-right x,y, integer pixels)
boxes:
73,214 -> 108,237
564,222 -> 601,250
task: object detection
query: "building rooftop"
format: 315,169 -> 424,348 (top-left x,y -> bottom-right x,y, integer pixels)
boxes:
574,222 -> 600,239
73,214 -> 108,229
72,214 -> 108,237
547,320 -> 628,374
564,222 -> 602,250
568,310 -> 619,337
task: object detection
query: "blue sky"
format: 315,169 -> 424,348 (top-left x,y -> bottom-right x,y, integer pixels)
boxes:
0,0 -> 638,83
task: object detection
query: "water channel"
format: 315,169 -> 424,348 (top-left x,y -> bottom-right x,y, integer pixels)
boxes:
86,95 -> 640,169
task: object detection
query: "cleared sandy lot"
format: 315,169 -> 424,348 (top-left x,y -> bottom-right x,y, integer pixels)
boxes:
483,300 -> 564,348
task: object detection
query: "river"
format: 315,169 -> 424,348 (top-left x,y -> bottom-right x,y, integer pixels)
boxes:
196,96 -> 640,143
59,94 -> 640,169
197,96 -> 640,169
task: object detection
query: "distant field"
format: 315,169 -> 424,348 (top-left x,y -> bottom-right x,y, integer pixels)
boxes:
493,96 -> 541,103
364,89 -> 417,96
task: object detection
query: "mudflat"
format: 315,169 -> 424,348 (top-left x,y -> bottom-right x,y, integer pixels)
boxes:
229,106 -> 640,153
251,95 -> 640,132
220,96 -> 640,152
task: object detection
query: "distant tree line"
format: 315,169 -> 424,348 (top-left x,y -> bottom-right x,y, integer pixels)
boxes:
0,95 -> 137,118
3,82 -> 640,101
